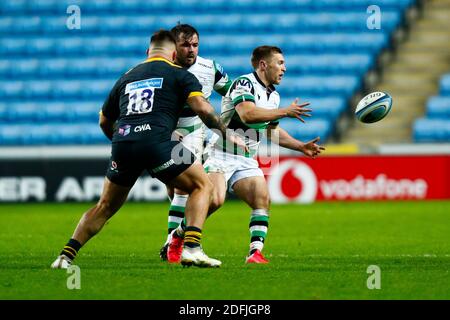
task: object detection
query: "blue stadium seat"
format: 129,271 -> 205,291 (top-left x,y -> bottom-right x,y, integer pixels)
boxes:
95,58 -> 137,76
280,97 -> 347,121
0,81 -> 24,100
0,17 -> 41,34
286,33 -> 389,54
83,80 -> 114,99
27,81 -> 52,99
279,76 -> 360,97
69,104 -> 102,122
440,74 -> 450,95
0,33 -> 388,58
0,18 -> 13,35
44,103 -> 70,122
0,39 -> 28,57
0,0 -> 413,145
0,125 -> 26,145
9,12 -> 399,36
77,16 -> 101,33
28,0 -> 67,14
40,59 -> 70,77
116,0 -> 172,14
219,54 -> 374,76
52,81 -> 83,99
25,125 -> 55,145
0,60 -> 10,77
0,104 -> 8,123
426,96 -> 450,118
45,0 -> 115,15
26,38 -> 55,57
279,118 -> 332,142
0,0 -> 414,15
112,0 -> 145,12
8,104 -> 41,123
12,59 -> 40,78
0,102 -> 103,124
18,123 -> 99,145
70,59 -> 101,77
109,37 -> 146,56
41,16 -> 67,34
0,0 -> 27,15
53,38 -> 83,56
413,118 -> 450,142
287,54 -> 374,75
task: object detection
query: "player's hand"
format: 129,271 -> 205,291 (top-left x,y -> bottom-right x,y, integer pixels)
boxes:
299,137 -> 325,159
172,131 -> 184,142
284,98 -> 312,123
227,132 -> 249,154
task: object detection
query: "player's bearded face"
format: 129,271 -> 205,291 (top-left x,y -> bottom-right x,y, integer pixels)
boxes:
176,33 -> 199,68
266,53 -> 286,85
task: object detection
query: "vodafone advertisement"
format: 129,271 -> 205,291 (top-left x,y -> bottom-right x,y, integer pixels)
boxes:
260,155 -> 450,203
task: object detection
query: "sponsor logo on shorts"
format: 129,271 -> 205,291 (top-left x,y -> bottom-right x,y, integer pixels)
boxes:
110,160 -> 118,172
134,123 -> 151,132
152,159 -> 175,173
118,125 -> 131,136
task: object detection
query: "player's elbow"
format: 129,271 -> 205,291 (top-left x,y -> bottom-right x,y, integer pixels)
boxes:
239,110 -> 258,124
195,106 -> 211,119
99,113 -> 115,140
99,113 -> 111,129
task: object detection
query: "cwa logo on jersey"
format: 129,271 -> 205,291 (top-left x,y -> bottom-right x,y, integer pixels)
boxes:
267,159 -> 318,203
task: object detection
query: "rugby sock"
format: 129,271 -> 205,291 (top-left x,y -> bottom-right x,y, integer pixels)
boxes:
174,219 -> 186,238
249,209 -> 269,255
60,238 -> 82,261
184,226 -> 202,248
167,194 -> 187,235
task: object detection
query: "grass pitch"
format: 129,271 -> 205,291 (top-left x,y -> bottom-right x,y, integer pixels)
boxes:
0,201 -> 449,300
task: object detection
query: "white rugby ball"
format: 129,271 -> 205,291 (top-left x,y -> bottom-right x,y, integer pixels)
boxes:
355,92 -> 393,123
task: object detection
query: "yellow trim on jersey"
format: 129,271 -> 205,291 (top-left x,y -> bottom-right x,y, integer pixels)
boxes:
145,57 -> 181,68
188,91 -> 204,98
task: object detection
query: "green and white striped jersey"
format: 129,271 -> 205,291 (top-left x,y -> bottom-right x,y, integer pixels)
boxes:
176,56 -> 231,133
217,71 -> 280,157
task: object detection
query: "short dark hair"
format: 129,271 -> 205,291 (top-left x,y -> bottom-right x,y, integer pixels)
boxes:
251,46 -> 283,69
170,23 -> 199,41
150,29 -> 176,46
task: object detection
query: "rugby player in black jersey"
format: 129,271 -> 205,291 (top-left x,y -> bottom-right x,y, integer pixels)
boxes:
50,30 -> 245,269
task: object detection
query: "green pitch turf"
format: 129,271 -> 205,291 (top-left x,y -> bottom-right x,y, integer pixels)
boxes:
0,201 -> 449,300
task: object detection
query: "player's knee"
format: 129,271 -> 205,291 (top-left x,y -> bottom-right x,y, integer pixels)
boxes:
210,191 -> 225,212
191,175 -> 214,197
205,179 -> 214,194
258,192 -> 271,210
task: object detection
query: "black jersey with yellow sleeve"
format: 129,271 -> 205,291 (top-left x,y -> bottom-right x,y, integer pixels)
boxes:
101,57 -> 203,142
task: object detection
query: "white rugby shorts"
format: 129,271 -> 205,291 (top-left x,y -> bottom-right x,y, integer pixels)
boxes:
204,148 -> 264,192
176,126 -> 206,162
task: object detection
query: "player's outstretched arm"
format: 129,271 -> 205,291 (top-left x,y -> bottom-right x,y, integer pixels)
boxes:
268,125 -> 325,159
236,98 -> 311,124
187,95 -> 248,152
187,95 -> 228,135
